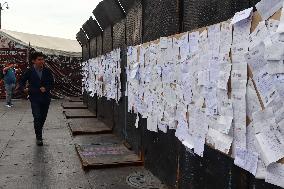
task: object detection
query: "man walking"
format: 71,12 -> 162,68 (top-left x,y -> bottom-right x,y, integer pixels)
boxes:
3,63 -> 17,108
19,52 -> 54,146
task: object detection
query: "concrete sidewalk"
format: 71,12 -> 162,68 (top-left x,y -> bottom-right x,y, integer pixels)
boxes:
0,99 -> 167,189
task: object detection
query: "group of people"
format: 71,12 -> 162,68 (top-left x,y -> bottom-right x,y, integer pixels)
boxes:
1,52 -> 54,146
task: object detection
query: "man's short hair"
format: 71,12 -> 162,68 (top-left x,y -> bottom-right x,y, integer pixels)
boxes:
30,51 -> 46,61
6,62 -> 13,65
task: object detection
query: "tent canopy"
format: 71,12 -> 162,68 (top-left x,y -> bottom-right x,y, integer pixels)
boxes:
0,29 -> 82,57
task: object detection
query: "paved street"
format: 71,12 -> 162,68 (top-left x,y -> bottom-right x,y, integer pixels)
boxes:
0,99 -> 167,189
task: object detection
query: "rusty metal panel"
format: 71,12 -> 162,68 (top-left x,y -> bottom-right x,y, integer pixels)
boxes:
76,29 -> 88,46
119,0 -> 136,13
183,0 -> 250,31
142,0 -> 181,43
113,19 -> 126,49
103,26 -> 113,54
97,35 -> 103,56
142,128 -> 179,188
126,0 -> 142,46
82,43 -> 89,61
93,0 -> 124,30
97,97 -> 115,129
90,37 -> 97,58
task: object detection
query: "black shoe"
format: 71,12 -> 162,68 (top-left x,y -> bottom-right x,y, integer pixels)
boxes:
36,139 -> 43,146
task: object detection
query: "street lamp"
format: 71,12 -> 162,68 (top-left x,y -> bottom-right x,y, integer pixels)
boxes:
0,2 -> 9,29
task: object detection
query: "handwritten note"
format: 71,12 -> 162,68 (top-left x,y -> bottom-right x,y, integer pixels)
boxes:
255,131 -> 284,166
234,147 -> 259,175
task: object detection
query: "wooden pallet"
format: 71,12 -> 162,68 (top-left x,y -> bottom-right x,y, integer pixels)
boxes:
68,118 -> 112,135
63,109 -> 96,119
62,102 -> 87,109
69,97 -> 83,102
75,143 -> 143,169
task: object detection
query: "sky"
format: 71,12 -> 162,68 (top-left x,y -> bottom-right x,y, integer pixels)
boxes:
2,0 -> 102,40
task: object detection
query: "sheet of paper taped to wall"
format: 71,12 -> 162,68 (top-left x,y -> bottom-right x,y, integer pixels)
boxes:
249,21 -> 271,49
256,0 -> 284,21
255,131 -> 284,166
246,79 -> 262,120
234,147 -> 259,175
206,128 -> 233,154
265,163 -> 284,188
254,68 -> 277,107
231,7 -> 253,24
232,15 -> 252,46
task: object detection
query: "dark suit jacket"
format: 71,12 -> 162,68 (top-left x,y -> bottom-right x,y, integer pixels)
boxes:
19,66 -> 54,103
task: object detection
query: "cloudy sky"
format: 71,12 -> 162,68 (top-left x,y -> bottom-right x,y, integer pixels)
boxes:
2,0 -> 102,40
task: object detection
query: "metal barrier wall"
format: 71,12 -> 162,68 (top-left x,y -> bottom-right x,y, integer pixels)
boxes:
142,0 -> 181,42
81,0 -> 282,188
96,34 -> 103,56
90,37 -> 97,58
183,0 -> 250,32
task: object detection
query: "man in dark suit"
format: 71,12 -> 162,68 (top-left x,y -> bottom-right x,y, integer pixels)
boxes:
19,52 -> 54,146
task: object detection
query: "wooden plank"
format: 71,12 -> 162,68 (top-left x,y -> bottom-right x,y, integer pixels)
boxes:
62,102 -> 88,109
63,109 -> 97,119
69,96 -> 83,102
69,99 -> 83,103
68,118 -> 112,135
75,143 -> 143,169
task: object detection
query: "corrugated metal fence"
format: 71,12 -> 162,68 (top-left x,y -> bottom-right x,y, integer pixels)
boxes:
81,0 -> 281,188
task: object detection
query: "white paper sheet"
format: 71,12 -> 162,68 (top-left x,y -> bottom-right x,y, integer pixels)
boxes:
233,17 -> 252,46
246,79 -> 262,120
255,0 -> 283,21
158,120 -> 168,133
255,131 -> 284,166
249,21 -> 270,49
234,147 -> 259,175
245,42 -> 267,74
206,128 -> 233,154
264,40 -> 284,61
267,19 -> 280,35
277,2 -> 284,34
175,120 -> 194,149
231,7 -> 253,25
194,136 -> 205,157
253,108 -> 277,134
265,163 -> 284,188
246,123 -> 268,179
209,115 -> 233,135
254,68 -> 277,107
135,115 -> 139,128
188,31 -> 199,55
232,47 -> 248,65
147,115 -> 158,132
220,22 -> 233,53
160,37 -> 169,49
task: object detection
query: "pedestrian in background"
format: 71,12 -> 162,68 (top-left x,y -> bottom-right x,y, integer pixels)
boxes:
3,63 -> 17,108
19,52 -> 54,146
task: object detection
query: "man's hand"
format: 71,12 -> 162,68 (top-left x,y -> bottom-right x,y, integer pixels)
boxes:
40,87 -> 46,93
24,88 -> 29,94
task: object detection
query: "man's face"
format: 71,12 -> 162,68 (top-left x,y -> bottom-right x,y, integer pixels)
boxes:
33,56 -> 45,67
